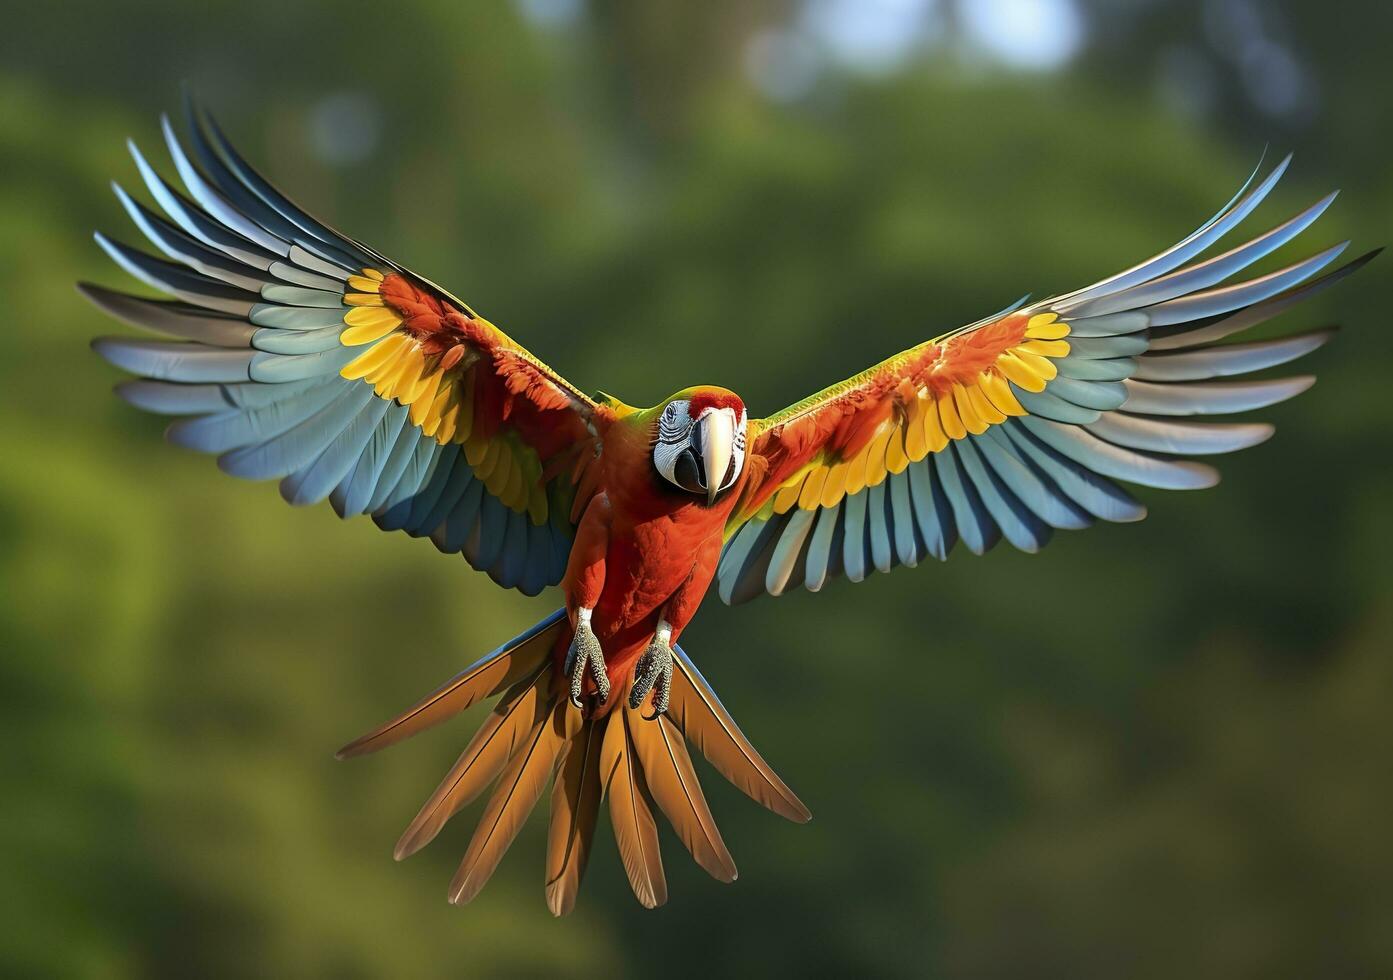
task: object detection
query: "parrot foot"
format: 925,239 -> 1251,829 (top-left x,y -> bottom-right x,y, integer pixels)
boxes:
565,613 -> 610,709
629,624 -> 674,719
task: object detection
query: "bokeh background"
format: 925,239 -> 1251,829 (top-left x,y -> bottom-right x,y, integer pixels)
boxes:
2,1 -> 1391,976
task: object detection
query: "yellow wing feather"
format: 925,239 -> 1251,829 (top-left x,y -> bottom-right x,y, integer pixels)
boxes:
734,311 -> 1075,529
334,267 -> 600,529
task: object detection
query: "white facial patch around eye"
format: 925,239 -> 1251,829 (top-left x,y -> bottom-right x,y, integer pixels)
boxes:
652,438 -> 686,483
653,399 -> 693,485
657,400 -> 691,446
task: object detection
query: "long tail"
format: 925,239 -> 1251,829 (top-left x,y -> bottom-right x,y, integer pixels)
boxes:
336,610 -> 811,916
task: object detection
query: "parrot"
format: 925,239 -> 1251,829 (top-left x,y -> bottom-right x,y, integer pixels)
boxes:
85,99 -> 1376,915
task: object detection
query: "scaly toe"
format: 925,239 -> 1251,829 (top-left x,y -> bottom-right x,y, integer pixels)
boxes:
566,623 -> 608,709
642,658 -> 673,720
630,639 -> 674,716
590,653 -> 611,703
648,661 -> 673,719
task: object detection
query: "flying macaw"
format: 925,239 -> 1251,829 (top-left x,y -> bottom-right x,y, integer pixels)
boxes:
87,100 -> 1375,915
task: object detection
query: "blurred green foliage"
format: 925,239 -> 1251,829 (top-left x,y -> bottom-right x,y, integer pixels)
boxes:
1,1 -> 1390,977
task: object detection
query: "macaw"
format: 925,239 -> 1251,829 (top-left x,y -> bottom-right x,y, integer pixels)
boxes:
87,100 -> 1375,915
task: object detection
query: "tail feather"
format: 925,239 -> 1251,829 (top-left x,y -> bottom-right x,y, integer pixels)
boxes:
448,696 -> 569,905
395,664 -> 550,860
667,645 -> 812,824
545,715 -> 604,917
335,609 -> 566,759
339,614 -> 809,913
626,702 -> 737,883
601,707 -> 668,909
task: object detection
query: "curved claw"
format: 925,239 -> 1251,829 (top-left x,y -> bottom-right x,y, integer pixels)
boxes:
629,636 -> 674,718
566,621 -> 609,709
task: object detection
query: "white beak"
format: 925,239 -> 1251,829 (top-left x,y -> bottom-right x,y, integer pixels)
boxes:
699,408 -> 736,506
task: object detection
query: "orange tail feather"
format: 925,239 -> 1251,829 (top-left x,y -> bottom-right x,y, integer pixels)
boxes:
334,610 -> 567,759
625,702 -> 737,883
395,664 -> 549,860
545,715 -> 603,916
337,616 -> 809,913
601,705 -> 668,908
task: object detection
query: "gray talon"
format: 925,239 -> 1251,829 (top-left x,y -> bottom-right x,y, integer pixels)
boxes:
629,636 -> 674,718
566,621 -> 609,708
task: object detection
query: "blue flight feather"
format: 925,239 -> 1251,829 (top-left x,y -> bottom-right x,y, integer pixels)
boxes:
887,472 -> 919,568
1144,243 -> 1348,327
1067,192 -> 1336,319
160,114 -> 289,257
954,438 -> 1051,553
1018,416 -> 1218,491
971,432 -> 1091,530
248,346 -> 357,383
127,138 -> 278,270
251,324 -> 345,355
803,502 -> 842,592
1133,331 -> 1331,382
249,304 -> 350,330
866,481 -> 893,574
93,337 -> 253,383
167,378 -> 344,453
439,478 -> 486,553
906,459 -> 954,561
1085,414 -> 1272,456
474,494 -> 509,570
1055,357 -> 1136,382
113,182 -> 271,293
219,383 -> 374,481
1044,377 -> 1129,412
995,424 -> 1145,522
282,397 -> 391,506
1120,376 -> 1314,416
1013,386 -> 1103,425
840,489 -> 869,583
1059,154 -> 1290,311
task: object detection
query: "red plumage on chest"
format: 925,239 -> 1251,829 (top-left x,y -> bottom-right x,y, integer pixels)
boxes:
558,413 -> 746,688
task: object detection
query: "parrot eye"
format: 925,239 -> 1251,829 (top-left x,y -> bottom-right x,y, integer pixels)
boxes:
656,400 -> 690,446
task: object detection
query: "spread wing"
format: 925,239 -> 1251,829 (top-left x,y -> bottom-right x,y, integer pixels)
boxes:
86,100 -> 600,595
719,155 -> 1377,604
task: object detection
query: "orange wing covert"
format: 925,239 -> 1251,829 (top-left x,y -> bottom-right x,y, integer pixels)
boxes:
736,310 -> 1068,521
339,269 -> 592,525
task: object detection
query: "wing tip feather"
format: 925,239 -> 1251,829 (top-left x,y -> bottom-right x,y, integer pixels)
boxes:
90,335 -> 134,369
1283,374 -> 1317,398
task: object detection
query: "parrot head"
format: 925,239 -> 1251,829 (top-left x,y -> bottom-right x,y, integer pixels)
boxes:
651,388 -> 748,505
